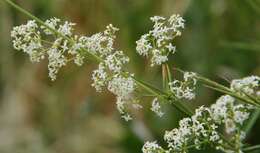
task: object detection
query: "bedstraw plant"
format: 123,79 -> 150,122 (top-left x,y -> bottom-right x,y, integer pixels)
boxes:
3,0 -> 260,152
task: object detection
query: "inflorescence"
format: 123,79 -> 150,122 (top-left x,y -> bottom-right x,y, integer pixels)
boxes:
10,10 -> 260,153
142,75 -> 260,153
136,14 -> 184,66
143,95 -> 253,153
11,15 -> 193,121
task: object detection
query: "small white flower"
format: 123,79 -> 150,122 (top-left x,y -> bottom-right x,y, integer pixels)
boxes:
107,75 -> 135,98
136,14 -> 184,66
142,141 -> 164,153
11,20 -> 44,62
169,72 -> 197,100
211,95 -> 235,122
58,21 -> 76,36
151,98 -> 164,117
231,76 -> 260,97
47,46 -> 67,81
41,17 -> 61,35
104,51 -> 129,72
91,63 -> 108,92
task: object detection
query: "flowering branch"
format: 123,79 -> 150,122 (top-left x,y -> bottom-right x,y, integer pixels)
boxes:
3,0 -> 260,152
4,0 -> 194,119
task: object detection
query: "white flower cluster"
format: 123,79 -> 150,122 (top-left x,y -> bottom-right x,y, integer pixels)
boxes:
84,25 -> 138,121
142,141 -> 167,153
11,18 -> 79,80
169,72 -> 197,100
136,14 -> 184,66
151,98 -> 164,117
231,76 -> 260,97
12,18 -> 171,121
143,95 -> 253,153
11,20 -> 43,62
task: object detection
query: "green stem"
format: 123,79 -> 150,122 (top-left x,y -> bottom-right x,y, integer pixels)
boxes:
204,85 -> 260,107
162,64 -> 167,90
243,144 -> 260,152
166,64 -> 172,83
196,75 -> 259,107
244,109 -> 260,135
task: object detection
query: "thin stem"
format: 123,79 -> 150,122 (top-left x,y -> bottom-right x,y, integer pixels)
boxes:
196,75 -> 259,107
244,109 -> 260,135
204,85 -> 260,107
243,144 -> 260,152
162,64 -> 167,90
41,39 -> 54,45
166,64 -> 172,83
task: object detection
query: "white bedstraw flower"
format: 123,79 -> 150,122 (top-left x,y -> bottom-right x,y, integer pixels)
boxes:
231,76 -> 260,97
11,20 -> 44,62
57,21 -> 76,36
91,63 -> 108,92
108,75 -> 135,98
116,97 -> 133,121
151,98 -> 164,117
169,72 -> 197,100
41,17 -> 61,35
136,14 -> 184,66
211,95 -> 235,122
142,141 -> 165,153
47,39 -> 68,81
233,105 -> 250,125
104,51 -> 130,72
145,94 -> 253,153
136,34 -> 152,56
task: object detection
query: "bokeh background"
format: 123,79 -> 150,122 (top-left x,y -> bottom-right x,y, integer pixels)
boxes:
0,0 -> 260,153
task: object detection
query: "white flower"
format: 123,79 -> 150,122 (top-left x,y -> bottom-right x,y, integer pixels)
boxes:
107,75 -> 135,98
169,72 -> 197,100
57,21 -> 76,36
47,45 -> 67,81
231,76 -> 260,96
211,95 -> 235,122
151,98 -> 164,117
142,141 -> 164,153
145,94 -> 253,153
11,20 -> 44,62
136,34 -> 152,56
104,51 -> 129,72
91,63 -> 108,92
136,14 -> 185,66
233,105 -> 250,125
41,17 -> 61,35
150,49 -> 168,66
116,97 -> 133,121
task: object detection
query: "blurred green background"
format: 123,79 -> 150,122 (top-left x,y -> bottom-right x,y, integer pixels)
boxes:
0,0 -> 260,153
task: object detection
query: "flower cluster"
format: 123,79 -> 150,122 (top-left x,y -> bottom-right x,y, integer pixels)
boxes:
231,76 -> 260,98
11,19 -> 139,119
143,95 -> 253,153
169,72 -> 197,100
136,14 -> 184,66
11,18 -> 78,80
151,98 -> 164,117
142,141 -> 167,153
11,20 -> 43,62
